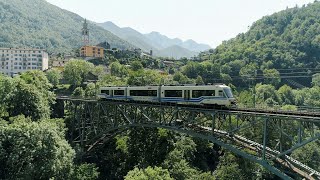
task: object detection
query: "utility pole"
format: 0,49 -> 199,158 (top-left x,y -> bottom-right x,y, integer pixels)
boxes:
253,70 -> 257,108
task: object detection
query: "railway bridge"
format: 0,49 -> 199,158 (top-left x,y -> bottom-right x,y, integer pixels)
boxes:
54,97 -> 320,180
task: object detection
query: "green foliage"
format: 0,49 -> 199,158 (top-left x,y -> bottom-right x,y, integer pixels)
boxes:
255,83 -> 279,105
278,85 -> 295,105
124,166 -> 173,180
196,75 -> 205,84
127,70 -> 162,86
173,72 -> 194,84
73,163 -> 100,180
0,75 -> 15,117
110,61 -> 129,77
312,73 -> 320,86
72,87 -> 85,98
115,135 -> 129,154
263,69 -> 281,86
97,74 -> 127,86
291,141 -> 320,171
197,2 -> 320,87
131,60 -> 144,71
0,116 -> 75,179
0,72 -> 54,121
239,63 -> 258,82
46,68 -> 62,87
213,151 -> 273,180
162,136 -> 203,180
63,59 -> 94,86
85,83 -> 97,98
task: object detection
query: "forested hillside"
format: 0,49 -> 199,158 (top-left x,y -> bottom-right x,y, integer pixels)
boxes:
203,2 -> 320,82
0,0 -> 133,53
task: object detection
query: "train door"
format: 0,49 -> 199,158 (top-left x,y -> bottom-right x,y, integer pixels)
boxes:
111,90 -> 114,97
184,90 -> 190,100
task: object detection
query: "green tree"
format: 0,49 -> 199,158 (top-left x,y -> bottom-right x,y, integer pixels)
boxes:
127,70 -> 162,86
255,83 -> 279,106
173,72 -> 193,84
196,75 -> 204,84
162,137 -> 202,180
125,166 -> 173,180
278,85 -> 295,105
131,60 -> 144,71
291,141 -> 320,171
0,75 -> 15,118
63,59 -> 94,86
73,163 -> 100,180
312,73 -> 320,87
72,87 -> 85,97
46,68 -> 62,87
239,63 -> 258,83
263,69 -> 281,86
85,83 -> 97,98
0,116 -> 75,179
0,73 -> 54,120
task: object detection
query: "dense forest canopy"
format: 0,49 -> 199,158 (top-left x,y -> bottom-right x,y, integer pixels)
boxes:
210,2 -> 320,69
197,2 -> 320,87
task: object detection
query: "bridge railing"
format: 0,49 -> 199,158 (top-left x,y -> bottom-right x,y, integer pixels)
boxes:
238,103 -> 320,114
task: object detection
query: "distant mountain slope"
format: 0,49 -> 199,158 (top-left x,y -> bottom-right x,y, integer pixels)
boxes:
98,21 -> 209,58
144,31 -> 211,52
98,21 -> 156,52
0,0 -> 134,53
158,45 -> 198,59
209,2 -> 320,69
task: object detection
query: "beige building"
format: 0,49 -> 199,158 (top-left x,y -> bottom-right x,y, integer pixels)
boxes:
0,48 -> 49,76
80,46 -> 104,59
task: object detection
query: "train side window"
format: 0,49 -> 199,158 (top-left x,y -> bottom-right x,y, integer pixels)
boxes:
192,90 -> 203,98
192,90 -> 215,98
164,90 -> 182,97
114,90 -> 125,96
130,90 -> 157,96
101,90 -> 109,95
218,90 -> 225,97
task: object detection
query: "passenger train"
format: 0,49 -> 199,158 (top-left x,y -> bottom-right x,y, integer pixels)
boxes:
98,84 -> 236,107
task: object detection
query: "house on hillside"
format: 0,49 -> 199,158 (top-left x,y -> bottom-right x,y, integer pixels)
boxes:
80,45 -> 104,59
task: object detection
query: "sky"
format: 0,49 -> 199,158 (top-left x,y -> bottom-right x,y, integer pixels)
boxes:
46,0 -> 314,48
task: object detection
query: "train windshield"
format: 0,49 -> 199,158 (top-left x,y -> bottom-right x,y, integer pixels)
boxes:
223,88 -> 234,98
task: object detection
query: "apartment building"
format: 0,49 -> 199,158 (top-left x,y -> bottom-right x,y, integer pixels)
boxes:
80,46 -> 104,59
0,48 -> 49,76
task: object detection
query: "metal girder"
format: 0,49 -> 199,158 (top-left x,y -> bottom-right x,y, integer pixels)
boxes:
56,99 -> 320,180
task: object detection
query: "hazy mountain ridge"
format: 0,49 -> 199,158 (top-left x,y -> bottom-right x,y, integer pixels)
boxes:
158,45 -> 198,59
0,0 -> 134,53
98,21 -> 210,58
98,21 -> 156,53
144,31 -> 211,52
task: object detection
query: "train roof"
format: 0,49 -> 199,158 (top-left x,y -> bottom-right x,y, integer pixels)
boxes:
100,84 -> 229,88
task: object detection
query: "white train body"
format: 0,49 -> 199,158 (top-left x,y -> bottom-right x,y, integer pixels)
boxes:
98,84 -> 236,106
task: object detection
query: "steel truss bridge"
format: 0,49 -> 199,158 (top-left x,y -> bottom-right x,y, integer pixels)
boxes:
55,97 -> 320,180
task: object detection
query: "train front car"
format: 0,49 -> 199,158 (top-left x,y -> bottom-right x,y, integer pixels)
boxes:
187,84 -> 236,107
219,84 -> 236,107
159,84 -> 236,107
